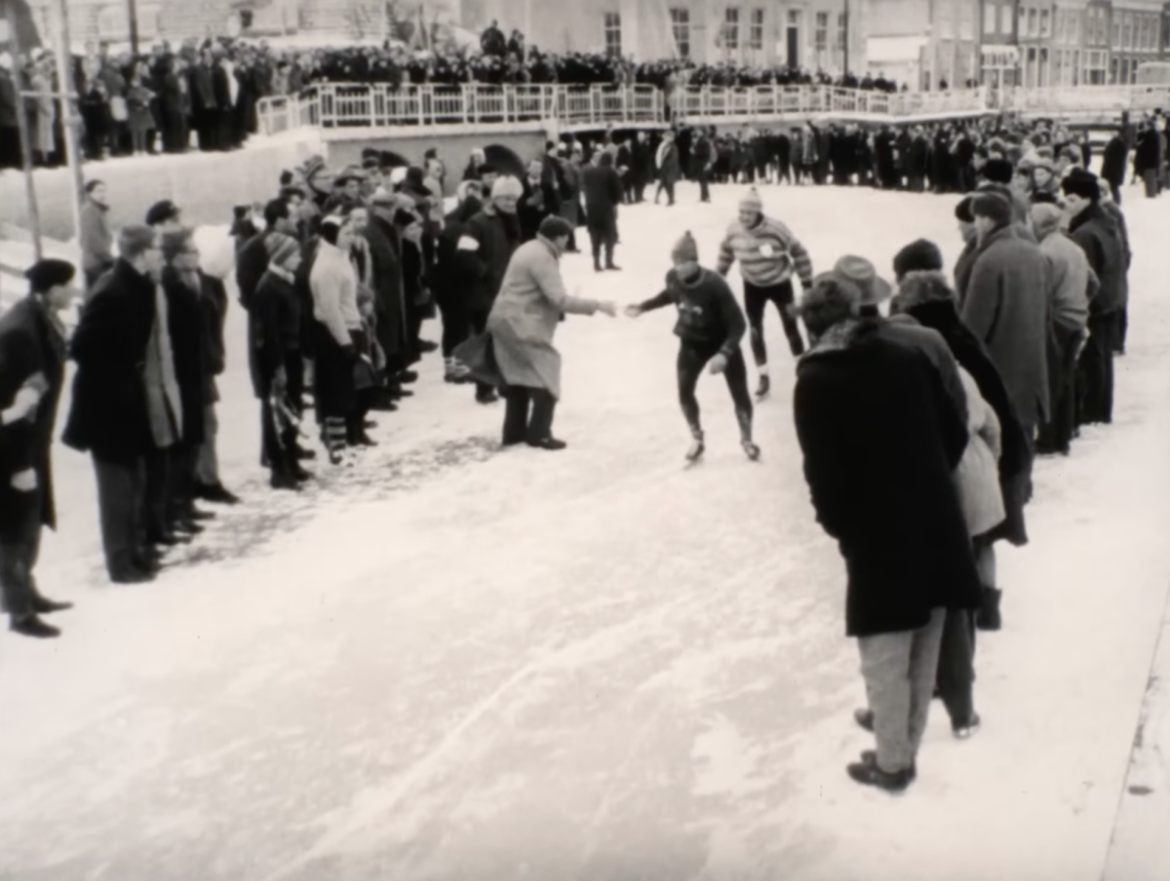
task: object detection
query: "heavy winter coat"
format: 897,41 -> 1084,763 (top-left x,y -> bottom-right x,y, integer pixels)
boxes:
251,268 -> 301,395
953,367 -> 1005,538
62,260 -> 156,462
487,236 -> 601,400
961,224 -> 1051,428
1037,228 -> 1093,332
0,296 -> 67,540
366,214 -> 407,359
793,318 -> 982,639
1068,203 -> 1126,315
200,274 -> 228,404
657,142 -> 681,184
79,200 -> 114,279
581,163 -> 622,232
461,209 -> 521,313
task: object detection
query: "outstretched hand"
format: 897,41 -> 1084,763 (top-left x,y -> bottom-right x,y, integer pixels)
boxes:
598,301 -> 618,318
624,304 -> 643,318
708,353 -> 729,375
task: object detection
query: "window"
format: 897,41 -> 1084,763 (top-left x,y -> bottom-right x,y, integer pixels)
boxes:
1123,13 -> 1133,50
1040,9 -> 1050,38
983,1 -> 995,35
999,3 -> 1011,36
750,8 -> 765,51
939,2 -> 954,40
724,6 -> 740,51
815,11 -> 827,50
1112,12 -> 1122,49
670,7 -> 690,58
604,12 -> 622,58
836,12 -> 846,48
959,2 -> 974,40
1027,8 -> 1037,38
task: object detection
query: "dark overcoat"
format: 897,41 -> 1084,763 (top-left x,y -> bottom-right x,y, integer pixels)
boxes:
62,260 -> 156,463
0,296 -> 67,539
793,319 -> 981,638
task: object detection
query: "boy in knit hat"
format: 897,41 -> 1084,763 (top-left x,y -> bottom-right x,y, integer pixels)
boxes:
627,232 -> 760,463
715,187 -> 815,400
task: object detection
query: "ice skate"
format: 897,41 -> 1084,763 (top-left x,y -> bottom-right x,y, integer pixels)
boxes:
755,374 -> 771,400
742,440 -> 761,461
685,436 -> 705,465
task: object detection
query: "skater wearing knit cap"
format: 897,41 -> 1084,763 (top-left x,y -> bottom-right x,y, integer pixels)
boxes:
627,232 -> 759,463
716,188 -> 815,400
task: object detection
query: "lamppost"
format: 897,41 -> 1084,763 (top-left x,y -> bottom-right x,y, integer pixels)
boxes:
843,0 -> 850,75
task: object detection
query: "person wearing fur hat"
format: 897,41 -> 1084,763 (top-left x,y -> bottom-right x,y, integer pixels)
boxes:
1062,168 -> 1126,427
1031,202 -> 1096,457
252,234 -> 313,489
0,259 -> 78,638
792,273 -> 981,791
459,176 -> 524,404
715,188 -> 814,399
487,216 -> 618,450
628,231 -> 759,462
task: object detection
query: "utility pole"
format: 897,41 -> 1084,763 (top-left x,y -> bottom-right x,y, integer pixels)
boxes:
52,0 -> 84,250
6,0 -> 44,260
843,0 -> 850,76
125,0 -> 139,56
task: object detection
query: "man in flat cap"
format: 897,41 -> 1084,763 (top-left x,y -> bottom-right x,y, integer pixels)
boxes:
0,259 -> 79,637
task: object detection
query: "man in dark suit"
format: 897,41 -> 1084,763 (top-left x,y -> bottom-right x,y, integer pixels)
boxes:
63,226 -> 164,584
581,151 -> 623,273
0,260 -> 78,637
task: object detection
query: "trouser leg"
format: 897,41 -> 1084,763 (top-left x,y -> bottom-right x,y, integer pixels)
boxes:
723,348 -> 754,441
907,608 -> 947,754
676,342 -> 706,436
935,608 -> 976,726
0,489 -> 41,619
144,447 -> 172,540
195,403 -> 220,487
502,386 -> 532,445
742,282 -> 769,367
858,630 -> 916,773
771,281 -> 805,356
93,455 -> 146,576
527,389 -> 557,442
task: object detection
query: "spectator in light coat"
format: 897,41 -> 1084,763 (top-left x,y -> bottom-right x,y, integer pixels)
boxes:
80,180 -> 116,291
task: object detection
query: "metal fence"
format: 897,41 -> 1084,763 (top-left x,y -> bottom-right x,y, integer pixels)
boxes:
1002,84 -> 1170,114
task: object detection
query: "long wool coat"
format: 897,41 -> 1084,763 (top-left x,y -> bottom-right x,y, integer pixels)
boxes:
961,224 -> 1051,429
487,236 -> 599,400
0,296 -> 67,541
793,318 -> 982,638
63,260 -> 157,463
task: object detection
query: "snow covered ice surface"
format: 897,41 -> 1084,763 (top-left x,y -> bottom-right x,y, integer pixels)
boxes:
1,180 -> 1169,881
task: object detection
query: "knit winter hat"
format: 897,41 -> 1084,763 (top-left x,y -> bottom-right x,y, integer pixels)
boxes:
671,231 -> 699,265
145,199 -> 181,227
1062,168 -> 1101,202
265,233 -> 300,269
739,188 -> 763,214
971,192 -> 1014,226
491,175 -> 524,199
1030,203 -> 1064,239
25,258 -> 76,293
892,239 -> 944,280
981,158 -> 1014,184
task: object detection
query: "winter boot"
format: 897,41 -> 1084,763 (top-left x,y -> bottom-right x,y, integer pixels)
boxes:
952,712 -> 982,740
859,750 -> 917,783
975,587 -> 1002,632
847,755 -> 913,792
9,614 -> 60,639
755,373 -> 771,400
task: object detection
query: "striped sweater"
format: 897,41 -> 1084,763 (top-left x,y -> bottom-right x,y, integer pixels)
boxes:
716,216 -> 814,290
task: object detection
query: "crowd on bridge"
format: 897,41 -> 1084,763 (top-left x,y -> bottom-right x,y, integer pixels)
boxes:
0,24 -> 908,172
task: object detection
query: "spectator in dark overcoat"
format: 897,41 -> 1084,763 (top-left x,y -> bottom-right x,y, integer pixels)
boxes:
581,151 -> 623,273
0,260 -> 77,638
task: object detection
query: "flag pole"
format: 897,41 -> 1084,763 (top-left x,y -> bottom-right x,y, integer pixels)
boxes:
6,0 -> 44,260
51,0 -> 85,257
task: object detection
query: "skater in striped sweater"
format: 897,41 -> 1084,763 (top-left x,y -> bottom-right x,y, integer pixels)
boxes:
716,188 -> 815,400
626,232 -> 760,463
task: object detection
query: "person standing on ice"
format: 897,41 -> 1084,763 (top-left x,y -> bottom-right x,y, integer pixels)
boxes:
487,216 -> 618,451
626,232 -> 760,463
0,260 -> 79,638
792,274 -> 981,792
714,188 -> 814,400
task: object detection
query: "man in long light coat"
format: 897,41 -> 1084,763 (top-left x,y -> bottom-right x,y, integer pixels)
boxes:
487,216 -> 617,450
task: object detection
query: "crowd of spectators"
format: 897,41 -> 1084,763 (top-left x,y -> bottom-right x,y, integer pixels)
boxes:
0,26 -> 905,171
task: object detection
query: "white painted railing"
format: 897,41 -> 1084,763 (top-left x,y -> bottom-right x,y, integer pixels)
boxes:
258,83 -> 663,135
256,81 -> 1170,137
